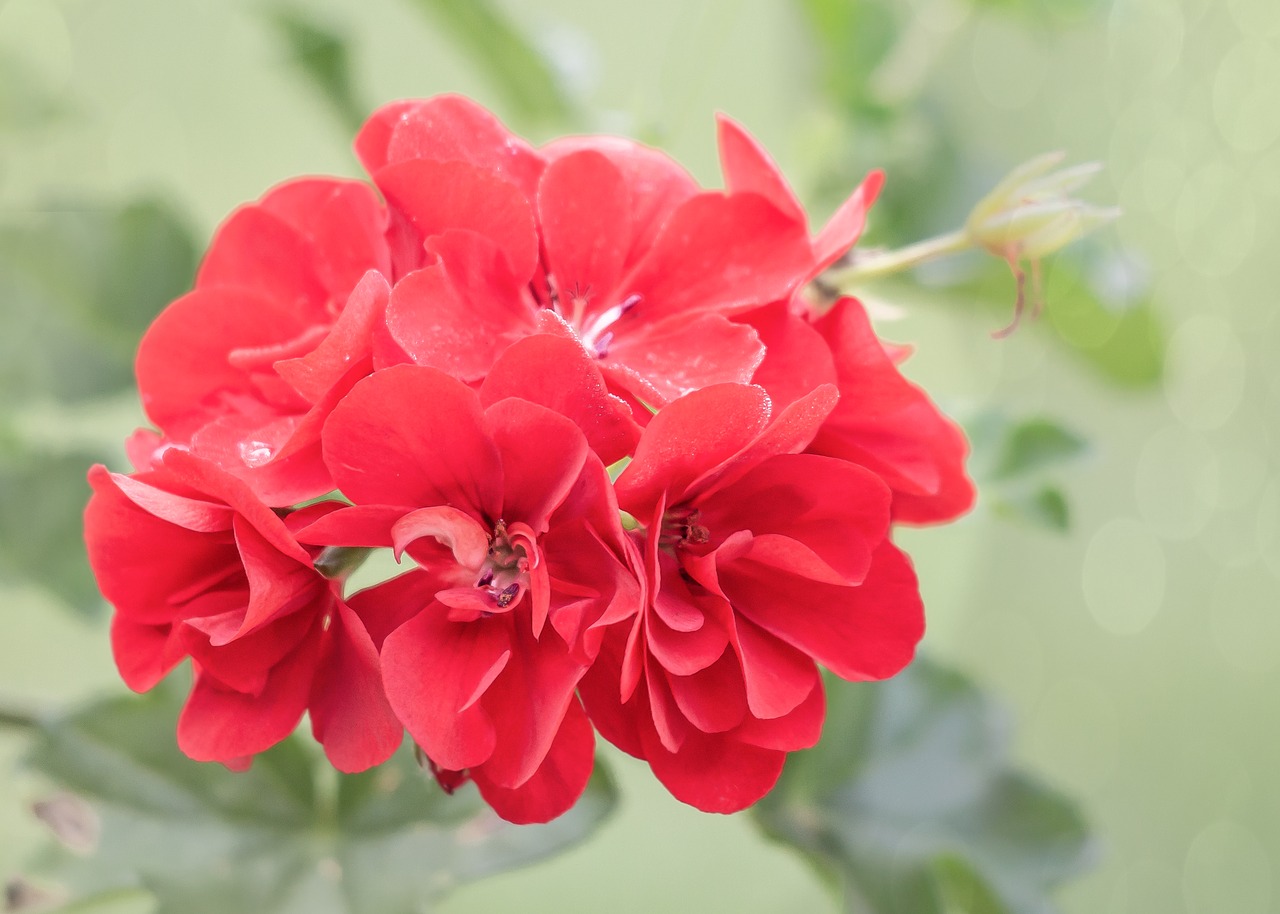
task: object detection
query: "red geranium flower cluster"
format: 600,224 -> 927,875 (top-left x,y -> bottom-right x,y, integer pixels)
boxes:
84,96 -> 973,824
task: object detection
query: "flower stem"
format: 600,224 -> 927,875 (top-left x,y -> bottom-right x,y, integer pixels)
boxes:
0,701 -> 42,731
821,228 -> 973,291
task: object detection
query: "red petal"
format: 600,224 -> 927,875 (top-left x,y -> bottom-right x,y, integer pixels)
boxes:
716,114 -> 805,225
485,398 -> 589,533
616,192 -> 812,322
177,628 -> 322,764
539,150 -> 631,307
639,719 -> 786,814
392,506 -> 490,568
601,312 -> 765,407
359,95 -> 544,196
480,333 -> 641,465
225,514 -> 321,643
543,135 -> 698,268
110,615 -> 182,692
734,618 -> 819,721
735,677 -> 825,751
97,469 -> 232,533
811,298 -> 975,524
160,450 -> 311,563
614,383 -> 770,518
346,567 -> 441,649
323,365 -> 503,520
666,648 -> 748,734
85,467 -> 241,627
813,170 -> 885,274
275,270 -> 388,403
381,603 -> 510,771
577,624 -> 646,758
697,453 -> 891,584
475,619 -> 589,790
472,698 -> 595,824
743,303 -> 837,409
309,602 -> 402,773
374,159 -> 539,283
196,206 -> 328,320
385,232 -> 537,382
256,179 -> 391,297
135,287 -> 312,435
723,542 -> 924,682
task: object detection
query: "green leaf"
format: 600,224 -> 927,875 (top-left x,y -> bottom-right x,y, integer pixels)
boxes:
405,0 -> 574,127
264,6 -> 367,134
990,485 -> 1070,532
1042,255 -> 1164,387
796,0 -> 901,120
964,411 -> 1086,532
753,658 -> 1095,914
0,447 -> 104,616
954,251 -> 1164,388
0,51 -> 71,132
980,417 -> 1088,483
0,199 -> 197,403
20,681 -> 617,914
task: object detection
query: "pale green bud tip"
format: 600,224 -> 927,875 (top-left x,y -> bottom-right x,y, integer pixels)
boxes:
966,153 -> 1118,260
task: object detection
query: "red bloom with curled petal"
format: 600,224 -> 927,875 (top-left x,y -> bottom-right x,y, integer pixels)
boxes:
317,364 -> 639,823
84,450 -> 400,773
579,384 -> 924,812
134,180 -> 393,504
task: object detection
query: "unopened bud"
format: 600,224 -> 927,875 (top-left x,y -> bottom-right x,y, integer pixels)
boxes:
965,153 -> 1119,336
967,153 -> 1119,258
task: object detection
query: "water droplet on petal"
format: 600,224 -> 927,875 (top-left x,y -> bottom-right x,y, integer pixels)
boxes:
239,441 -> 274,468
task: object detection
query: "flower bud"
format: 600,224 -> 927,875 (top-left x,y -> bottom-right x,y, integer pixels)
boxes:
966,152 -> 1119,259
966,152 -> 1120,336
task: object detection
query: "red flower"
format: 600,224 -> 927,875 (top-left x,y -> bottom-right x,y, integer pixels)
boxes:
84,450 -> 400,773
747,297 -> 976,524
357,95 -> 819,407
316,365 -> 640,823
134,180 -> 393,505
580,384 -> 924,812
87,93 -> 971,825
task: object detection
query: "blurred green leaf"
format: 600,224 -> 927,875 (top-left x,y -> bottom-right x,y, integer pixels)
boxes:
965,411 -> 1087,532
265,6 -> 367,134
753,658 -> 1095,914
990,485 -> 1070,531
968,0 -> 1107,26
0,199 -> 197,403
405,0 -> 573,126
985,418 -> 1087,482
951,252 -> 1164,388
0,447 -> 103,616
21,682 -> 618,914
0,51 -> 70,132
797,0 -> 901,120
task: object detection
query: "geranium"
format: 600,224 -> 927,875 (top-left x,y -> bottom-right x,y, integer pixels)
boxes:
580,383 -> 923,811
84,451 -> 400,773
85,93 -> 972,824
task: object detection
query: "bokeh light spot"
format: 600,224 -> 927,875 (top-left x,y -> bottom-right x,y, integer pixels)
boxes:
1213,39 -> 1280,154
1134,424 -> 1215,540
1183,819 -> 1271,914
1174,162 -> 1257,278
1210,562 -> 1280,674
1163,315 -> 1247,431
1083,517 -> 1166,635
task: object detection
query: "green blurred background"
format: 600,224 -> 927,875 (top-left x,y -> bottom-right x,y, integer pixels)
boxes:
0,0 -> 1276,911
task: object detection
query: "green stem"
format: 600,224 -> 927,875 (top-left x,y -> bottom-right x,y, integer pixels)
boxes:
0,703 -> 42,731
821,228 -> 973,291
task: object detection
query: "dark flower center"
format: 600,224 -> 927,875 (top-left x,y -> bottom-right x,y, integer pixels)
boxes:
474,520 -> 535,609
